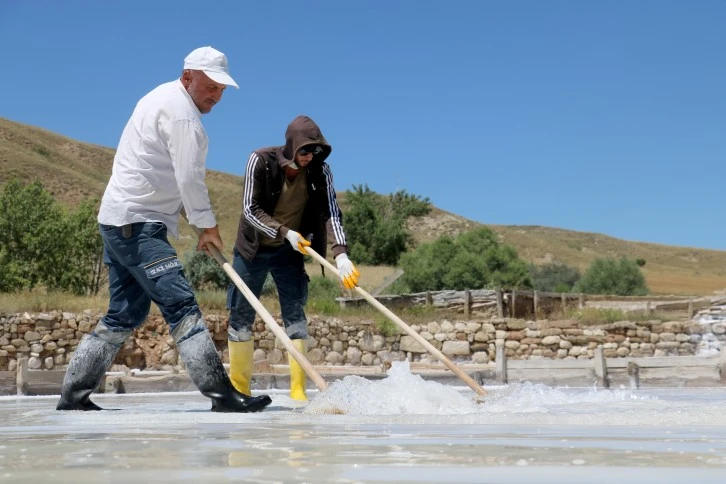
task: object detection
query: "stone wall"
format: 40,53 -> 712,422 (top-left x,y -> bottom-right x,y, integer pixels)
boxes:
1,310 -> 724,372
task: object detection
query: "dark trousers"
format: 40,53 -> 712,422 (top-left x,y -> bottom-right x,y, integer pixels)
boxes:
227,244 -> 309,341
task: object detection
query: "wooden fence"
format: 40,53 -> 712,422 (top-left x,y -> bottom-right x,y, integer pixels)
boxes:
5,346 -> 725,396
494,344 -> 726,388
337,289 -> 715,320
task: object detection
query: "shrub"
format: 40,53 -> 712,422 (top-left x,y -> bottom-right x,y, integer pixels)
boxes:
529,262 -> 581,292
575,257 -> 649,296
183,251 -> 227,291
308,275 -> 340,300
0,179 -> 102,295
399,226 -> 532,291
306,275 -> 342,314
344,184 -> 431,265
373,316 -> 399,337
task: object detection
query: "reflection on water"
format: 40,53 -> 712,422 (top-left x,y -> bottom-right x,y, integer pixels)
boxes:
0,362 -> 725,483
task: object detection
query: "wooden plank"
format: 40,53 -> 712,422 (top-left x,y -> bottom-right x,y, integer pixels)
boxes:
0,371 -> 15,396
268,365 -> 386,376
26,370 -> 66,396
639,366 -> 721,385
508,368 -> 597,386
606,356 -> 720,369
111,374 -> 198,393
507,359 -> 594,370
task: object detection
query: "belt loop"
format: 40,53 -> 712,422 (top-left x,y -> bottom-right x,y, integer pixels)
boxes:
121,224 -> 132,239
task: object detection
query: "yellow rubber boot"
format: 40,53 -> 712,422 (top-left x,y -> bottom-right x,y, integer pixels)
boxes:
289,339 -> 308,401
228,340 -> 254,395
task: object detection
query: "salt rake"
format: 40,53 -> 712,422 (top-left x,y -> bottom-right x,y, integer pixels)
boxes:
305,247 -> 488,398
191,226 -> 328,394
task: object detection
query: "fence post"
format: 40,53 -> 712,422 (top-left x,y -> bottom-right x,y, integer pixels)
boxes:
16,357 -> 29,396
594,346 -> 609,388
496,343 -> 507,384
578,293 -> 585,310
645,301 -> 652,317
496,289 -> 504,318
720,346 -> 726,384
510,290 -> 517,318
533,290 -> 539,321
627,361 -> 640,389
561,293 -> 567,313
462,289 -> 470,319
687,299 -> 694,319
426,291 -> 433,307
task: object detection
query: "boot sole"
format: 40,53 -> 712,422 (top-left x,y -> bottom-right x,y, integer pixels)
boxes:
211,395 -> 272,413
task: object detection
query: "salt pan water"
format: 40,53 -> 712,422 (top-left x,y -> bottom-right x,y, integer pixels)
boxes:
1,361 -> 725,483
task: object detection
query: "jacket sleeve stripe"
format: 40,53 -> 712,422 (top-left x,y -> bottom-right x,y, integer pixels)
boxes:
243,153 -> 277,238
323,164 -> 346,245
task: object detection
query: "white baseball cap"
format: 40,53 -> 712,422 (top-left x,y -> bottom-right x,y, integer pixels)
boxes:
183,46 -> 239,89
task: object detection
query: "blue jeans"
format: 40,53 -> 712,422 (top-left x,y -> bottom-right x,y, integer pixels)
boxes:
227,244 -> 309,342
98,222 -> 202,342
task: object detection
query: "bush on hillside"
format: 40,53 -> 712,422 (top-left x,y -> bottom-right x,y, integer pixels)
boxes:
344,184 -> 431,265
529,262 -> 581,293
574,257 -> 649,296
184,251 -> 228,291
0,179 -> 103,295
398,226 -> 532,291
308,275 -> 340,300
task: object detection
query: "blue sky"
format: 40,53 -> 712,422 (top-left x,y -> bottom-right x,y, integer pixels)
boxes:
1,1 -> 724,250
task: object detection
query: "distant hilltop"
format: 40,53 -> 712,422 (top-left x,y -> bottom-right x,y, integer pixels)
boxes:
1,117 -> 725,295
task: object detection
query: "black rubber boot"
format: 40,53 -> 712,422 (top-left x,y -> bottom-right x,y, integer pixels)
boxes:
177,329 -> 271,413
56,334 -> 120,411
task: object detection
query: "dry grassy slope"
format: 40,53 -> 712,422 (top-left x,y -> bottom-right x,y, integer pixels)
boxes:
2,117 -> 725,295
0,117 -> 246,257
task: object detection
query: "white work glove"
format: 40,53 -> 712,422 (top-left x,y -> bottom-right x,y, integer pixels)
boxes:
335,253 -> 360,290
284,230 -> 311,254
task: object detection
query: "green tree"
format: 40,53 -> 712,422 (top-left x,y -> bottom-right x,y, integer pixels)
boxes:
399,226 -> 532,291
47,199 -> 104,294
575,257 -> 649,296
0,179 -> 102,294
344,184 -> 431,265
529,262 -> 581,292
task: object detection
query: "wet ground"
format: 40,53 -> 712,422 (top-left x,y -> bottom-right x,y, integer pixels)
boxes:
1,362 -> 725,483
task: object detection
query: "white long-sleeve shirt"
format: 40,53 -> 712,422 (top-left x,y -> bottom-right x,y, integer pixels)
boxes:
98,79 -> 216,237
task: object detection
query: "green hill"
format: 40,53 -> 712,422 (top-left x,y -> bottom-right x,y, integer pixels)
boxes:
2,117 -> 725,295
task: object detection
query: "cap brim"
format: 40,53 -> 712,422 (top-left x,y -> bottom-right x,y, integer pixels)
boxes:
204,70 -> 239,89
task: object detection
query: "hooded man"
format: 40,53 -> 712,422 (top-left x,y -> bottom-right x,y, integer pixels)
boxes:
56,46 -> 271,413
228,115 -> 360,400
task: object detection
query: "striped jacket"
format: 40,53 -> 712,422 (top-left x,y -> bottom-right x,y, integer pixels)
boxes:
233,116 -> 348,260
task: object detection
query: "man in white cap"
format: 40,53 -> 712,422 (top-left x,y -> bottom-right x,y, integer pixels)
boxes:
56,47 -> 272,413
